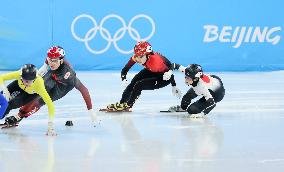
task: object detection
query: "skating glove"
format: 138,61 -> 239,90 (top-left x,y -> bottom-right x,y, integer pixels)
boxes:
46,121 -> 57,136
121,75 -> 129,88
0,85 -> 11,101
178,65 -> 186,73
172,86 -> 182,99
121,74 -> 126,81
88,109 -> 100,127
163,70 -> 173,81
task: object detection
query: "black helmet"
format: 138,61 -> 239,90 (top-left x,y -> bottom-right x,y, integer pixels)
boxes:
185,64 -> 203,79
21,64 -> 37,80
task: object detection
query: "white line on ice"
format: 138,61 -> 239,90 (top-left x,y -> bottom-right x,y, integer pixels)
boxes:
259,159 -> 284,163
175,158 -> 216,162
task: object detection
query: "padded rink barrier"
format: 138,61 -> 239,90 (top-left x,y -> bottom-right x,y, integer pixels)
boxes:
0,0 -> 283,71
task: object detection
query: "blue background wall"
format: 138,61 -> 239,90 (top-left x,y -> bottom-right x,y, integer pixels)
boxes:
0,0 -> 283,71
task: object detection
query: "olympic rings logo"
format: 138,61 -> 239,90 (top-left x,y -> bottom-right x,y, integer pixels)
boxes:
71,14 -> 156,54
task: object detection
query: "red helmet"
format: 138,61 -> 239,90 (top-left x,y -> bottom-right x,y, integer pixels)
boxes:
134,41 -> 153,56
47,46 -> 65,59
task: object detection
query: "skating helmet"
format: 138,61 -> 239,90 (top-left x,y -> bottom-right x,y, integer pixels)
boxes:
134,41 -> 152,56
185,64 -> 203,79
20,64 -> 37,80
47,46 -> 65,59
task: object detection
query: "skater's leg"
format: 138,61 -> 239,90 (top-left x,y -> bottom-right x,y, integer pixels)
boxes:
126,75 -> 171,107
181,88 -> 198,110
187,97 -> 207,114
18,96 -> 45,118
74,77 -> 92,110
120,69 -> 152,103
187,97 -> 216,115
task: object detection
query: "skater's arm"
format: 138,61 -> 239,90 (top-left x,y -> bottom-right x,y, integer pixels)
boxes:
0,71 -> 20,84
34,77 -> 55,121
74,78 -> 98,125
0,71 -> 19,101
121,56 -> 136,80
74,78 -> 92,110
159,54 -> 173,72
157,54 -> 176,81
170,75 -> 176,86
156,54 -> 185,73
171,63 -> 186,73
162,57 -> 182,96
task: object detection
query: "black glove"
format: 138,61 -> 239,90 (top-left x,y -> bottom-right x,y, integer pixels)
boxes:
121,74 -> 126,81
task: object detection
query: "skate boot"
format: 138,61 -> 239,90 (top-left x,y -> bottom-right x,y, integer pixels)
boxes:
107,102 -> 119,111
1,115 -> 23,128
109,102 -> 130,111
4,114 -> 22,126
168,105 -> 186,112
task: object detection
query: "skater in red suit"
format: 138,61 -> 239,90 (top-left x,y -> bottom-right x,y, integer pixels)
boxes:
107,41 -> 184,111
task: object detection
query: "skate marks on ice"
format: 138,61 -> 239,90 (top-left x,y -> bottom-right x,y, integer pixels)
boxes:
99,108 -> 132,113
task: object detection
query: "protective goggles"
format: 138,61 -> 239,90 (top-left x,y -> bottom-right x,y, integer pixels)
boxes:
47,57 -> 61,63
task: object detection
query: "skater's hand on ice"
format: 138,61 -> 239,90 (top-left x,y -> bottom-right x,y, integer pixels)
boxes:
46,121 -> 57,136
163,70 -> 173,81
88,109 -> 100,127
172,86 -> 182,99
0,85 -> 11,101
46,128 -> 57,136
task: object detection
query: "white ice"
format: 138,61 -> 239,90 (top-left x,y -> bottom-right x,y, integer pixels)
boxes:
0,71 -> 284,172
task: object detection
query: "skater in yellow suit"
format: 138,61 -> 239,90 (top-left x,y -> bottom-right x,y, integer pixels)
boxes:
0,64 -> 56,135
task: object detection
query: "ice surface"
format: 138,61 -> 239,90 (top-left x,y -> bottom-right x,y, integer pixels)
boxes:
0,71 -> 284,172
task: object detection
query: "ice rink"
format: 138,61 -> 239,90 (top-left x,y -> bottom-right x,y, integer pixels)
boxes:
0,71 -> 284,172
